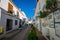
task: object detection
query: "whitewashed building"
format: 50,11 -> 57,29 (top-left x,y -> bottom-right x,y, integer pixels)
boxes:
34,0 -> 60,40
0,0 -> 28,39
34,0 -> 46,31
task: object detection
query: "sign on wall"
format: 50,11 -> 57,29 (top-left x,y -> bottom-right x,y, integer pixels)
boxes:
0,26 -> 3,35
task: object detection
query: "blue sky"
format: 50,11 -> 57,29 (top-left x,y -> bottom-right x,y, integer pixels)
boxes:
12,0 -> 36,19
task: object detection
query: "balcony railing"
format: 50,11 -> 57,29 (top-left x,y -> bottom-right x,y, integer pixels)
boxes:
0,7 -> 19,19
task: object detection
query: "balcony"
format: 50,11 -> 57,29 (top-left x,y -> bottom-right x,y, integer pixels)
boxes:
0,7 -> 19,19
8,10 -> 13,14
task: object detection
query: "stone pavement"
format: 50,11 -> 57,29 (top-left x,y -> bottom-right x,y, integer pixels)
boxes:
11,26 -> 31,40
1,26 -> 48,40
36,29 -> 47,40
1,29 -> 21,40
1,26 -> 31,40
5,29 -> 22,38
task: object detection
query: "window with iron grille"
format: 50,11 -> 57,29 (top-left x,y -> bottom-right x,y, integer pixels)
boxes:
15,20 -> 18,25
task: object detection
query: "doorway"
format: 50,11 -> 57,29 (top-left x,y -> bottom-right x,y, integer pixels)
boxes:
6,19 -> 13,31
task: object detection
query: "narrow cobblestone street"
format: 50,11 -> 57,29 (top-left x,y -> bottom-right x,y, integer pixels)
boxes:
1,26 -> 47,40
1,26 -> 31,40
11,26 -> 31,40
1,0 -> 60,40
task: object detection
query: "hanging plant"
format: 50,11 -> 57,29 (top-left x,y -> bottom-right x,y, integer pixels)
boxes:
40,11 -> 43,18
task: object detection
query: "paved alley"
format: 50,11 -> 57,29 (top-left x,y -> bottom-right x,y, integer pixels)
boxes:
1,26 -> 31,40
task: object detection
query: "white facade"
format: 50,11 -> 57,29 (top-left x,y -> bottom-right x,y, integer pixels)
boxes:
20,11 -> 28,23
28,19 -> 33,24
0,0 -> 9,11
0,0 -> 28,39
35,0 -> 46,16
34,0 -> 46,31
41,10 -> 60,40
0,8 -> 20,32
20,11 -> 27,20
34,0 -> 60,40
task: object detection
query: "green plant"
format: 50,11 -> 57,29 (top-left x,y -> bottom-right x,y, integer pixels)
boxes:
40,11 -> 45,18
27,31 -> 37,40
31,25 -> 35,30
46,0 -> 52,9
46,0 -> 57,11
27,25 -> 38,40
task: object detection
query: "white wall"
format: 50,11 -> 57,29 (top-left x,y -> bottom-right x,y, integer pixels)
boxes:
0,0 -> 21,17
0,0 -> 9,11
35,0 -> 46,16
34,0 -> 46,32
1,9 -> 19,34
55,36 -> 60,40
35,2 -> 40,16
19,12 -> 23,20
45,28 -> 60,40
21,11 -> 27,18
8,1 -> 18,15
0,8 -> 1,25
49,28 -> 55,40
35,0 -> 60,40
39,0 -> 46,11
37,18 -> 40,31
13,6 -> 17,15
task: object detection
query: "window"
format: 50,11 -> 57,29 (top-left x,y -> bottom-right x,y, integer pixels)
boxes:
15,20 -> 18,25
17,11 -> 19,17
8,3 -> 13,14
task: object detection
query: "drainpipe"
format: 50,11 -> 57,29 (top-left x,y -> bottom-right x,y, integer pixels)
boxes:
39,11 -> 41,32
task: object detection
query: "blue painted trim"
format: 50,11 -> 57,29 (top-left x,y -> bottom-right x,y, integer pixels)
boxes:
55,22 -> 60,24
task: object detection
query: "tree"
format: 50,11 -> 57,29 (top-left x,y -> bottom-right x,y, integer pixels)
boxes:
40,0 -> 57,18
46,0 -> 57,12
46,0 -> 52,9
